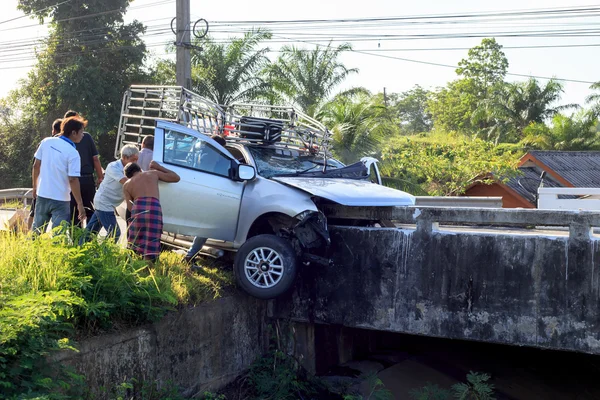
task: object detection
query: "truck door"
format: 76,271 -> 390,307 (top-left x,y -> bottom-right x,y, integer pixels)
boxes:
153,121 -> 244,241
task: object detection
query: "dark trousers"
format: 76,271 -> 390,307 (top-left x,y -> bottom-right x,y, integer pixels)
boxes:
70,176 -> 96,228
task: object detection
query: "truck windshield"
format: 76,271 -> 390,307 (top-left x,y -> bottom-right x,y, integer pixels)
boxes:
248,147 -> 344,178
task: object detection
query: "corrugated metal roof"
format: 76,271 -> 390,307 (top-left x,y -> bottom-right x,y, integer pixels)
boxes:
528,151 -> 600,187
505,166 -> 563,204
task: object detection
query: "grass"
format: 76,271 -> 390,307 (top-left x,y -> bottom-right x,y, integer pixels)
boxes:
0,227 -> 233,398
0,199 -> 24,209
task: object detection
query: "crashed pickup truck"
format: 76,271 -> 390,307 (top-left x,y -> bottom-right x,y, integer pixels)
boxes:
115,85 -> 414,299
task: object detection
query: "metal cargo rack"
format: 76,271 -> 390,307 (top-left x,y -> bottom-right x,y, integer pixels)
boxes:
115,85 -> 333,158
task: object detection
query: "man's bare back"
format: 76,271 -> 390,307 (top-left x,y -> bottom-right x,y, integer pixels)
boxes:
123,161 -> 180,210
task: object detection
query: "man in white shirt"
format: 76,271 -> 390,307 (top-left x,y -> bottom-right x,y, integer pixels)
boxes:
32,117 -> 87,234
83,144 -> 139,242
137,135 -> 154,171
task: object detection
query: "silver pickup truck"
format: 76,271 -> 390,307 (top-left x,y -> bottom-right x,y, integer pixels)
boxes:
116,86 -> 414,299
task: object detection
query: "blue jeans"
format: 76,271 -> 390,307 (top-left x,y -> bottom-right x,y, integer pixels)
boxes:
186,236 -> 207,261
32,196 -> 71,234
85,210 -> 121,242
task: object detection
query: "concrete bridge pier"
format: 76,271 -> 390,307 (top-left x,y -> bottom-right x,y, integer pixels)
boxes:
280,321 -> 379,375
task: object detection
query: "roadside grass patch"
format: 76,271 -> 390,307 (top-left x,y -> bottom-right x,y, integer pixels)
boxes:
0,229 -> 232,398
0,199 -> 24,209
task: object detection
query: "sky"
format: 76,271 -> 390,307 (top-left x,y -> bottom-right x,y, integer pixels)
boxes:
0,0 -> 598,107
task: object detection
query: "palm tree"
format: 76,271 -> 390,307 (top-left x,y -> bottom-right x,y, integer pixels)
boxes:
474,78 -> 575,144
190,29 -> 272,106
318,93 -> 388,164
521,112 -> 600,151
267,43 -> 358,117
586,81 -> 600,118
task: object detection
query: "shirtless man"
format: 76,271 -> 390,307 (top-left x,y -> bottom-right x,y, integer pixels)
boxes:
122,160 -> 180,260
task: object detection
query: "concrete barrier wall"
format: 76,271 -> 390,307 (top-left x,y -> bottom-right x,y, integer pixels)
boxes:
271,224 -> 600,354
53,295 -> 268,398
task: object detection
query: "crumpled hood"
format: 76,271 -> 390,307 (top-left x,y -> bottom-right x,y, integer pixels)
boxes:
272,177 -> 415,206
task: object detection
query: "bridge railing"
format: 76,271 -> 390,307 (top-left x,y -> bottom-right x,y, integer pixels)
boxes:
414,196 -> 502,208
0,188 -> 33,207
538,187 -> 600,211
323,205 -> 600,241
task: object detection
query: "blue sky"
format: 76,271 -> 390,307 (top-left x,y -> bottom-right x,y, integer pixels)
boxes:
1,0 -> 598,107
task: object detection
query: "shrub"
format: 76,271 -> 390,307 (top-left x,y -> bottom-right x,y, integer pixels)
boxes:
409,372 -> 495,400
0,229 -> 232,398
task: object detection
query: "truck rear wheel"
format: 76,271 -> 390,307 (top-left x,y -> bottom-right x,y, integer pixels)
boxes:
234,234 -> 297,299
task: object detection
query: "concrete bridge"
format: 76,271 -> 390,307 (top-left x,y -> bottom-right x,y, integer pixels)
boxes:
271,206 -> 600,367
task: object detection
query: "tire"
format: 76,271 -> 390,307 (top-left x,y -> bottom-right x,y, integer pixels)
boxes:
234,234 -> 297,299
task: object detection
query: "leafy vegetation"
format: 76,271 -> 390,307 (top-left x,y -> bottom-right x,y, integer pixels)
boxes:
0,229 -> 231,399
244,348 -> 333,399
267,43 -> 360,117
190,29 -> 273,106
342,373 -> 393,400
318,92 -> 391,164
410,371 -> 496,400
0,199 -> 23,209
379,134 -> 521,196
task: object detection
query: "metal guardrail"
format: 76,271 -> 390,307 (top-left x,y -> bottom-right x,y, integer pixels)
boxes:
415,196 -> 502,208
0,188 -> 33,207
322,205 -> 600,240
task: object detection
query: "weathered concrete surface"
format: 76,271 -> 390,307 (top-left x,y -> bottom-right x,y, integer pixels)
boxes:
53,294 -> 268,398
271,223 -> 600,354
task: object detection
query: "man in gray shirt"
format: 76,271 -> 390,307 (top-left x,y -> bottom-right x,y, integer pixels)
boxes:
82,145 -> 139,242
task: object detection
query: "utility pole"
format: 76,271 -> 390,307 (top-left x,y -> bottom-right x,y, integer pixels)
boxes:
176,0 -> 191,89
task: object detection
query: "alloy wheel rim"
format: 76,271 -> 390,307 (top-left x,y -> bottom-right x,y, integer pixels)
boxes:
244,247 -> 284,288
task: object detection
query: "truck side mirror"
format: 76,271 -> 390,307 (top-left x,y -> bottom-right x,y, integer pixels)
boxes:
236,164 -> 256,181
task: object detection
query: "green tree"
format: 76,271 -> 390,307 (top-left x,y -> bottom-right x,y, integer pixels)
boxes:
190,29 -> 272,106
0,101 -> 39,188
392,85 -> 433,134
429,38 -> 509,134
147,58 -> 177,86
379,134 -> 520,196
2,0 -> 148,181
474,78 -> 573,143
318,92 -> 391,164
268,43 -> 358,117
586,81 -> 600,118
456,38 -> 508,89
427,78 -> 481,133
521,112 -> 600,150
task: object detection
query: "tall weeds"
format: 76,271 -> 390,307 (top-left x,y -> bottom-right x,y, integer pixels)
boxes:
0,228 -> 232,398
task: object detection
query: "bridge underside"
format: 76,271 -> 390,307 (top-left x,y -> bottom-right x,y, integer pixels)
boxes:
271,211 -> 600,355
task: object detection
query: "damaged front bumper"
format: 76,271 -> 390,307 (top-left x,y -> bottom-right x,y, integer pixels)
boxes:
291,210 -> 332,266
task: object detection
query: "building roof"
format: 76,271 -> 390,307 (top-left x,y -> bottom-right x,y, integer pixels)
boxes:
504,166 -> 562,204
522,151 -> 600,187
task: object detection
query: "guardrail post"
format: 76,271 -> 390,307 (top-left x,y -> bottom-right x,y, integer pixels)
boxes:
416,218 -> 433,234
569,217 -> 592,241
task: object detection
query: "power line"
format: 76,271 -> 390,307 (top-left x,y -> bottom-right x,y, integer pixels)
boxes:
208,5 -> 600,25
271,34 -> 597,85
0,0 -> 73,26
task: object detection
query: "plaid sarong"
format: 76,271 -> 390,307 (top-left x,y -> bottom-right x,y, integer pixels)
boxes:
128,197 -> 163,259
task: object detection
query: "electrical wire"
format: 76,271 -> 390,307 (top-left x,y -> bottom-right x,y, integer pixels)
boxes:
0,0 -> 73,26
0,2 -> 599,87
271,34 -> 597,85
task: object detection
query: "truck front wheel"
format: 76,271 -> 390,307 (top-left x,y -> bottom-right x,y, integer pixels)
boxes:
234,234 -> 297,299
